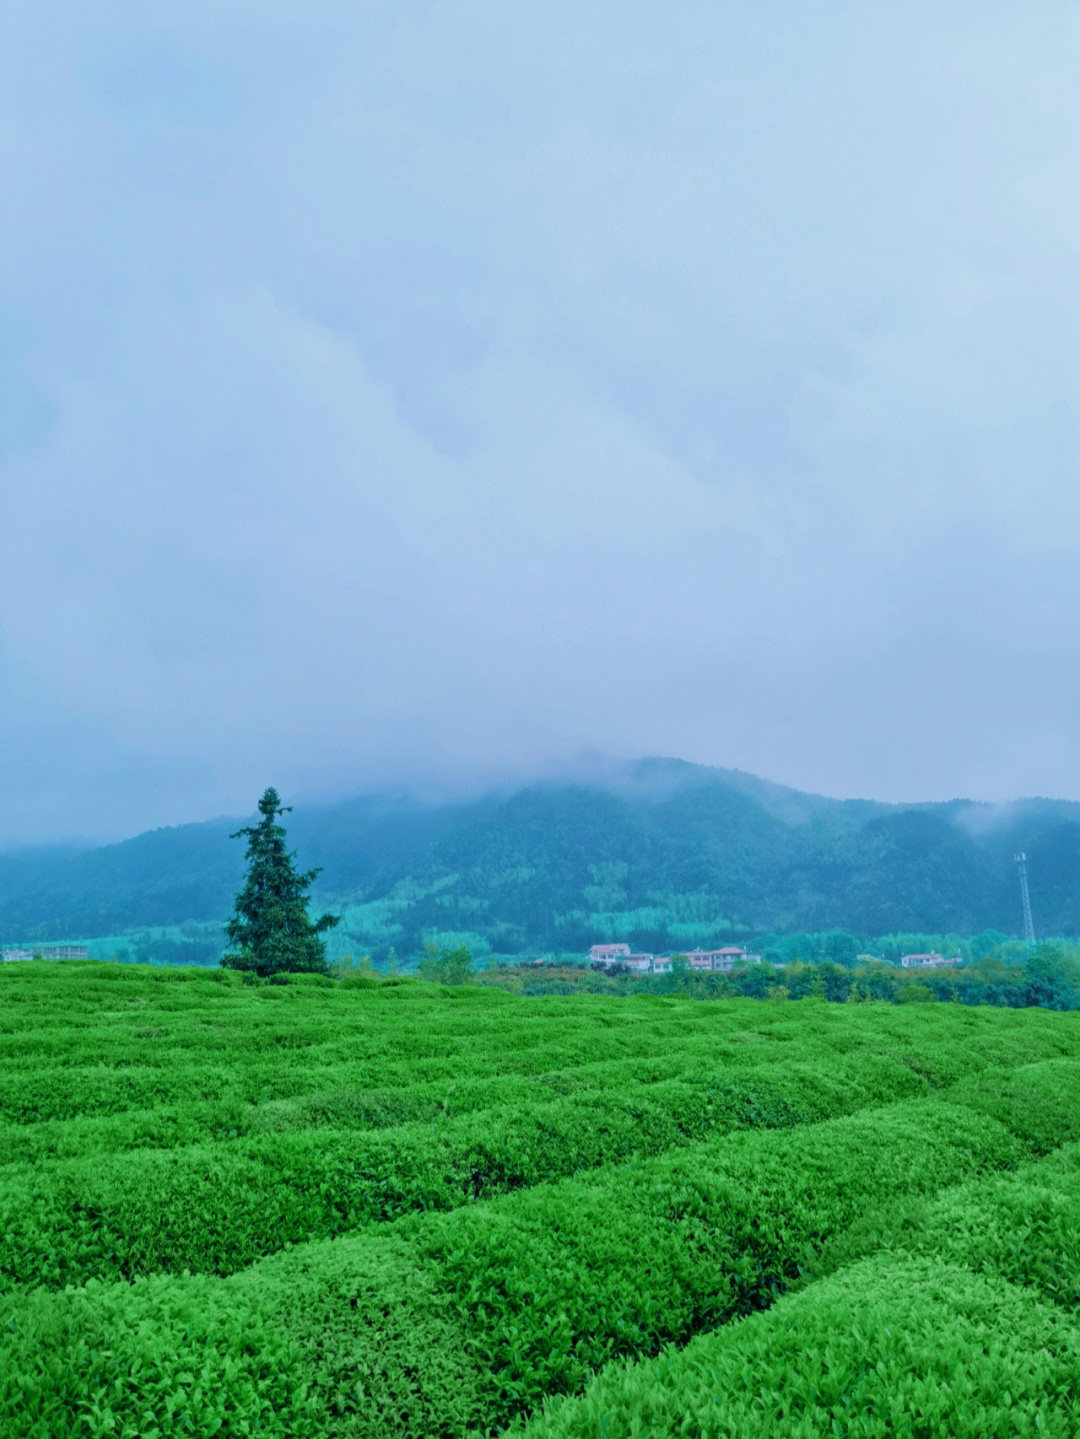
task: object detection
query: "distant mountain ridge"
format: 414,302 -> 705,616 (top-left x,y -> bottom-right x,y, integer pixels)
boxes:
2,758 -> 1078,950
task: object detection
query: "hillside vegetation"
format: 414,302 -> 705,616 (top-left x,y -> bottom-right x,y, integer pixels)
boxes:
2,760 -> 1079,955
6,963 -> 1080,1435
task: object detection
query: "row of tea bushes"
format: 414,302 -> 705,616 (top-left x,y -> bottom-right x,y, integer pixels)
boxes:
0,1047 -> 939,1287
940,1060 -> 1080,1158
5,965 -> 1076,1127
0,1270 -> 319,1439
521,1084 -> 1080,1439
7,1035 -> 1080,1288
0,966 -> 751,1069
0,1051 -> 707,1163
2,1010 -> 953,1167
4,989 -> 1071,1150
6,1081 -> 1069,1439
791,1059 -> 1080,1285
901,1138 -> 1080,1310
0,1005 -> 824,1125
517,1255 -> 1080,1438
0,1023 -> 885,1158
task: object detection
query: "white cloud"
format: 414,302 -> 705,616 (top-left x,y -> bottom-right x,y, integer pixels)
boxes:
2,3 -> 1079,839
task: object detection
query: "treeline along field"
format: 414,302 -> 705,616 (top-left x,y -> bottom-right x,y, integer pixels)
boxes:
5,963 -> 1080,1435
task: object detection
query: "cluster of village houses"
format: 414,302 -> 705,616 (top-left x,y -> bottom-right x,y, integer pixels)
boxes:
587,944 -> 763,973
1,945 -> 88,963
4,943 -> 964,971
588,944 -> 963,973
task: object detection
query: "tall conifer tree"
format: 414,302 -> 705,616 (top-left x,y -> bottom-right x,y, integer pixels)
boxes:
223,788 -> 339,976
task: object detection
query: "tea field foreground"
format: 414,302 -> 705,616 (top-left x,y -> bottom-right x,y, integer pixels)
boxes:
4,964 -> 1080,1436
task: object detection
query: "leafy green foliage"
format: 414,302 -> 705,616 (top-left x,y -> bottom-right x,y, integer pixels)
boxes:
0,1274 -> 317,1439
896,1141 -> 1080,1312
415,940 -> 474,984
0,1090 -> 1043,1437
6,964 -> 1080,1436
223,788 -> 339,976
519,1256 -> 1080,1437
10,1000 -> 1045,1287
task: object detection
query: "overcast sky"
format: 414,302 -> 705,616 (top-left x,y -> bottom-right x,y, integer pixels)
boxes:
2,3 -> 1078,845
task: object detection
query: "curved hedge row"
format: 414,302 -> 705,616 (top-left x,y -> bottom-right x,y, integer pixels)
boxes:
0,1020 -> 802,1126
0,1272 -> 318,1439
3,995 -> 1069,1158
523,1089 -> 1080,1439
941,1060 -> 1080,1156
0,1030 -> 898,1159
6,970 -> 1080,1436
517,1256 -> 1080,1438
4,1084 -> 1062,1438
901,1140 -> 1080,1311
4,976 -> 1074,1127
1,1048 -> 933,1287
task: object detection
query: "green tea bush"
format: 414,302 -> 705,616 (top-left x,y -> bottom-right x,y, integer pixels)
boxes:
798,1060 -> 1080,1282
0,1274 -> 317,1439
517,1255 -> 1080,1438
0,1058 -> 934,1286
942,1059 -> 1080,1155
0,1042 -> 889,1166
5,967 -> 1080,1436
4,972 -> 1072,1128
374,1097 -> 1024,1430
1,1092 -> 1030,1438
899,1141 -> 1080,1311
4,980 -> 1079,1293
2,991 -> 1063,1160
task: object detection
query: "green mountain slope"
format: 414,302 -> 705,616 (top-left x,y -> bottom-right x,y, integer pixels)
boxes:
2,760 -> 1078,952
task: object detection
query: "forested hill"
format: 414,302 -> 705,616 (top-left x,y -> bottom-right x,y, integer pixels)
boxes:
2,759 -> 1079,953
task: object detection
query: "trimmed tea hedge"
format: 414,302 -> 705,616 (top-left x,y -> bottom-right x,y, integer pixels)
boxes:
901,1139 -> 1080,1311
4,966 -> 1074,1132
517,1255 -> 1080,1438
0,1035 -> 925,1162
0,1272 -> 318,1439
0,1053 -> 930,1286
2,1087 -> 1055,1438
5,995 -> 1075,1288
6,966 -> 1080,1437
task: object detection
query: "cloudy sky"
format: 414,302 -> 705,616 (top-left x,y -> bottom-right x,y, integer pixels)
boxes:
2,3 -> 1078,844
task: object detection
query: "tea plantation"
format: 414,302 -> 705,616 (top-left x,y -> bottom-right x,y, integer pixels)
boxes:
5,963 -> 1080,1436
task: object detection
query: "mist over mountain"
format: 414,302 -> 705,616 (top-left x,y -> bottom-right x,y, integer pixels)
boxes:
3,760 -> 1078,954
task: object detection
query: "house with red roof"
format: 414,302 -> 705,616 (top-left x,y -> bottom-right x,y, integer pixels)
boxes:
588,944 -> 632,966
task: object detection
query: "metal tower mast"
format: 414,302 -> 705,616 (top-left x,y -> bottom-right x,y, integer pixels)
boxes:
1015,853 -> 1035,950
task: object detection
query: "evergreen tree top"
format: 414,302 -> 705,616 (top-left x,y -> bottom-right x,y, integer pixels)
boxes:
259,787 -> 286,818
223,787 -> 339,978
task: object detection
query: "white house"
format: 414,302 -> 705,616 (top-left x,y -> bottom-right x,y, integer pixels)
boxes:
588,944 -> 632,966
684,948 -> 759,972
900,952 -> 962,969
622,953 -> 653,972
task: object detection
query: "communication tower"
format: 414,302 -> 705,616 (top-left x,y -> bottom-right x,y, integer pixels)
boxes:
1015,853 -> 1035,950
